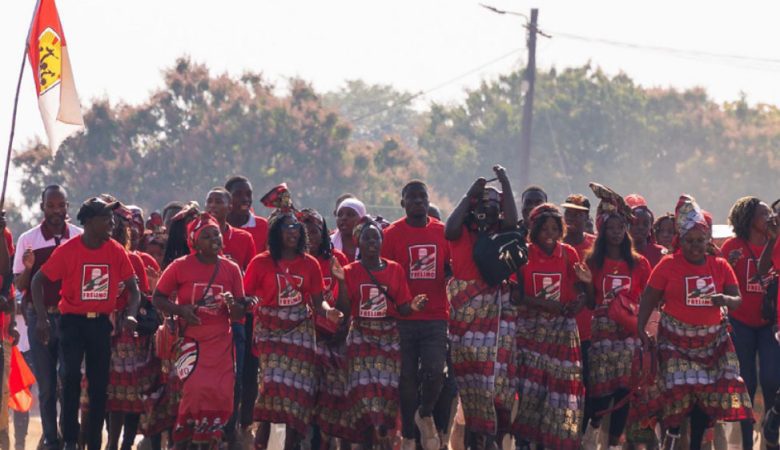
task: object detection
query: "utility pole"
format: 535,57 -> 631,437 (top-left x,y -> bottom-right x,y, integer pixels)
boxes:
518,8 -> 538,190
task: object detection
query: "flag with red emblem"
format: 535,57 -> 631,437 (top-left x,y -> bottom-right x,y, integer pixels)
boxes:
27,0 -> 84,154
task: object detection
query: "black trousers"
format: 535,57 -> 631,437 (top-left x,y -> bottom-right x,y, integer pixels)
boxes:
398,320 -> 448,439
59,314 -> 112,450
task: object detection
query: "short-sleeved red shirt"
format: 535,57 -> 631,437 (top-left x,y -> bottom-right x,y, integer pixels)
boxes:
243,251 -> 324,308
240,214 -> 268,254
41,237 -> 135,315
156,254 -> 245,334
135,250 -> 161,272
568,234 -> 596,341
116,251 -> 150,309
315,250 -> 348,306
221,225 -> 256,271
519,242 -> 581,305
770,238 -> 780,326
721,237 -> 767,327
587,256 -> 652,307
638,243 -> 667,268
343,259 -> 412,319
448,226 -> 482,282
382,218 -> 450,321
647,253 -> 738,326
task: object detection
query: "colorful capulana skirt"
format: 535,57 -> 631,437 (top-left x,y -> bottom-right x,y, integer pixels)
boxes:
141,361 -> 180,437
512,306 -> 584,450
253,303 -> 317,435
447,278 -> 517,436
345,318 -> 401,442
172,325 -> 235,445
314,333 -> 351,440
107,326 -> 159,413
588,306 -> 640,399
652,312 -> 752,428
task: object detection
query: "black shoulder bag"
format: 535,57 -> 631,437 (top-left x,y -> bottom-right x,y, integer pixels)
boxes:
472,228 -> 529,286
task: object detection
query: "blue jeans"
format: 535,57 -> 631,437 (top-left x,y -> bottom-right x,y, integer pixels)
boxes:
730,317 -> 780,449
27,308 -> 63,449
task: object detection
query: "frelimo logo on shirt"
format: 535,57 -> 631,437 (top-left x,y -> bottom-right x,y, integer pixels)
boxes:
81,264 -> 109,301
532,272 -> 562,301
408,245 -> 437,279
359,283 -> 387,318
685,276 -> 715,307
276,273 -> 304,306
745,259 -> 762,293
603,274 -> 631,299
192,283 -> 225,315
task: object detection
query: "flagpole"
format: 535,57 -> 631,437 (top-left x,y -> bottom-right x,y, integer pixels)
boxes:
1,46 -> 29,211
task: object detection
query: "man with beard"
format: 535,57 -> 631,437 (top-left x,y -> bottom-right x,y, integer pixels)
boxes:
13,185 -> 82,450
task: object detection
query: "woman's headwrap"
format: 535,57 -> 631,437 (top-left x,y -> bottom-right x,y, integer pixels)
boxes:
263,183 -> 298,228
296,208 -> 323,227
589,182 -> 634,230
352,215 -> 380,245
186,212 -> 221,252
337,198 -> 367,218
674,194 -> 709,238
528,203 -> 562,229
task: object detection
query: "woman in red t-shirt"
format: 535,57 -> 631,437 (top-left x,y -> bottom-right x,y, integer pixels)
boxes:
105,208 -> 157,450
332,218 -> 427,447
653,213 -> 675,251
243,212 -> 342,450
299,208 -> 351,444
638,196 -> 751,450
722,197 -> 780,450
152,213 -> 248,448
511,203 -> 589,450
625,194 -> 667,269
581,189 -> 653,448
443,166 -> 520,444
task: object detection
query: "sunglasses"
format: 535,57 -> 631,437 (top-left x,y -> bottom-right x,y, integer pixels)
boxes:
282,222 -> 303,231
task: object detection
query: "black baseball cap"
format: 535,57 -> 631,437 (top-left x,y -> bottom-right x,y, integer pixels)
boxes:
76,197 -> 121,225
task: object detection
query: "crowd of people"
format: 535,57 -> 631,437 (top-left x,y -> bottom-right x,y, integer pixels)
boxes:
0,166 -> 779,450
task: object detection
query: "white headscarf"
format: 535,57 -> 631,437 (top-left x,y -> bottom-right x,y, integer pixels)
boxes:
331,198 -> 367,251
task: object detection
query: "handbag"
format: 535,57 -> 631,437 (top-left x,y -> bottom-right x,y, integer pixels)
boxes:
607,292 -> 639,334
135,296 -> 161,336
472,229 -> 528,287
154,261 -> 220,360
761,276 -> 778,324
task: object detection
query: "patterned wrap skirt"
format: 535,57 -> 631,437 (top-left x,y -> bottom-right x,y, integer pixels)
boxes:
314,331 -> 351,440
512,306 -> 584,450
447,278 -> 518,436
345,318 -> 401,442
652,312 -> 752,428
141,357 -> 180,437
107,323 -> 160,413
253,303 -> 318,435
588,305 -> 641,398
172,324 -> 235,445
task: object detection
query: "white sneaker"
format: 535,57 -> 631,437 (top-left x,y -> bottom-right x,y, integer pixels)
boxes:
581,424 -> 600,450
415,410 -> 441,450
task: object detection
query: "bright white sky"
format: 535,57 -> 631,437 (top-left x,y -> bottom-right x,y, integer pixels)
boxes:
2,0 -> 780,206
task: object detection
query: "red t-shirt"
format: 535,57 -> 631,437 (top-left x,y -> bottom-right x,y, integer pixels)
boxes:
136,250 -> 161,272
588,256 -> 651,308
647,253 -> 738,326
243,252 -> 324,308
116,251 -> 151,309
448,226 -> 482,282
343,259 -> 412,319
568,234 -> 596,341
638,243 -> 667,268
241,215 -> 268,254
41,237 -> 135,315
770,238 -> 780,326
222,225 -> 256,271
315,250 -> 349,306
721,237 -> 767,327
382,218 -> 451,321
156,254 -> 245,333
519,242 -> 581,305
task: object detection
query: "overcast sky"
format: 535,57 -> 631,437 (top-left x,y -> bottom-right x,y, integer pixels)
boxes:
2,0 -> 780,204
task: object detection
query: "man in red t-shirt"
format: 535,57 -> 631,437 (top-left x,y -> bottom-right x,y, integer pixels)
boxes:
31,197 -> 139,450
382,181 -> 453,450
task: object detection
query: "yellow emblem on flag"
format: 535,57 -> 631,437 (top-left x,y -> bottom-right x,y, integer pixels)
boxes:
36,27 -> 62,95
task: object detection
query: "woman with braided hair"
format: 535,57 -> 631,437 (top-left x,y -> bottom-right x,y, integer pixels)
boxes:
333,217 -> 428,449
511,202 -> 590,450
637,195 -> 751,450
